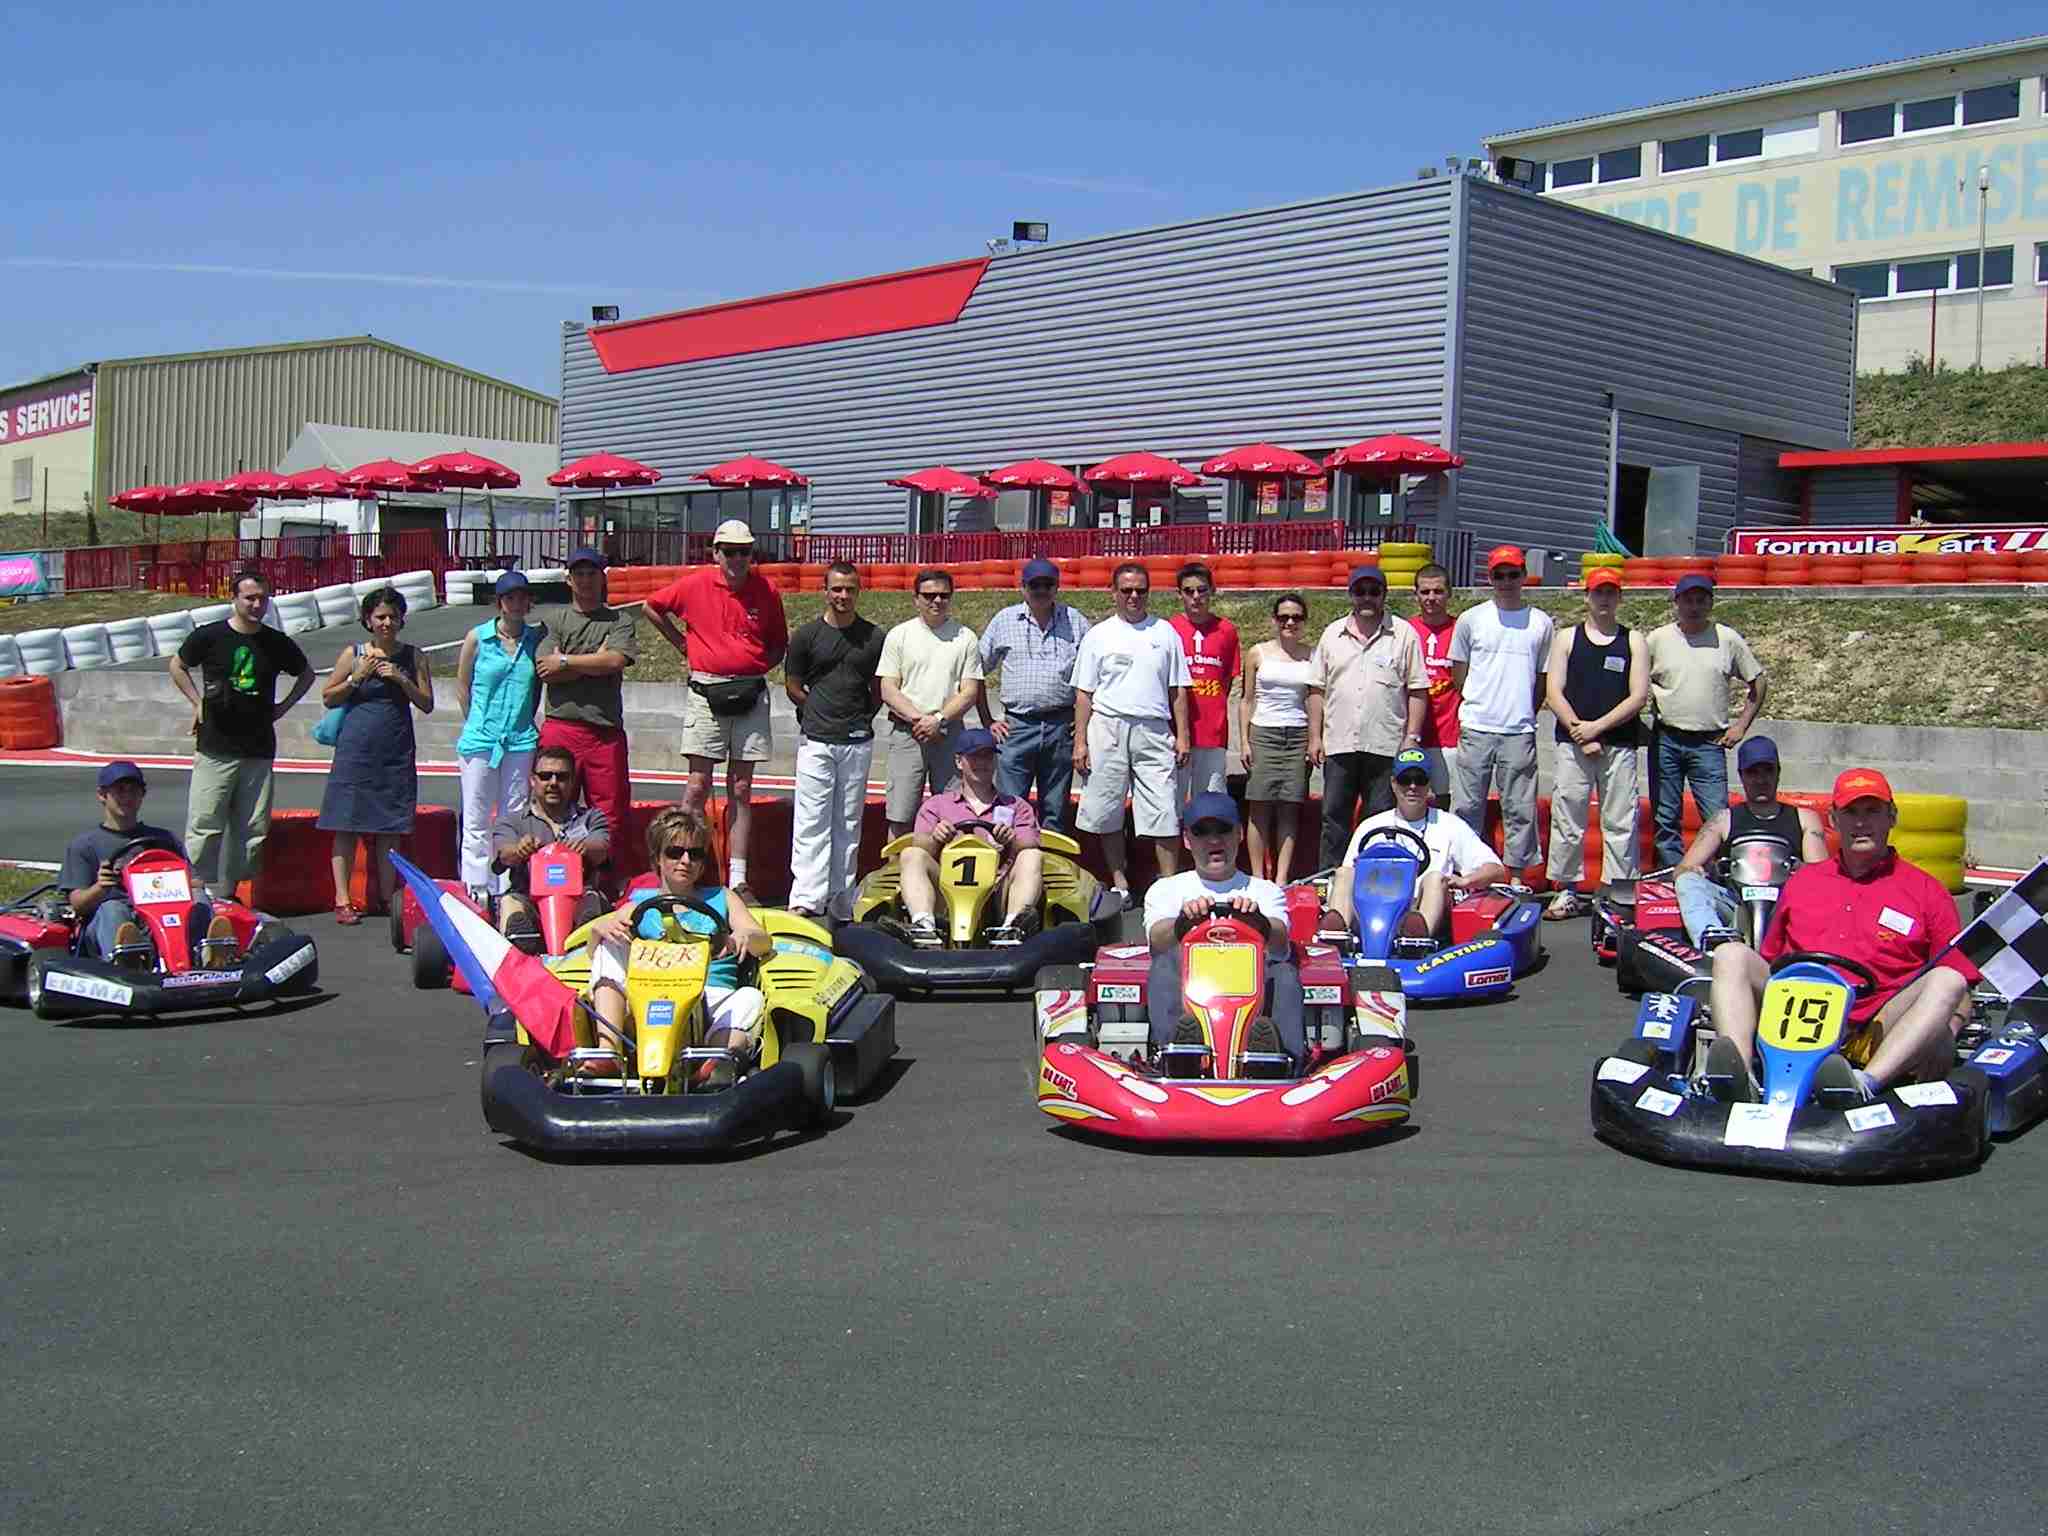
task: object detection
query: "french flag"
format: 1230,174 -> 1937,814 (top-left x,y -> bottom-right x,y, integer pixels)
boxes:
389,852 -> 579,1058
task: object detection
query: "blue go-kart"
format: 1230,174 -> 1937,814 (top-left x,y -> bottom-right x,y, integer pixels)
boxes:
1590,950 -> 1998,1179
1303,825 -> 1544,1003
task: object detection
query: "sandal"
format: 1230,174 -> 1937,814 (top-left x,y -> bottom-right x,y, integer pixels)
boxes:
1542,891 -> 1587,921
335,905 -> 363,926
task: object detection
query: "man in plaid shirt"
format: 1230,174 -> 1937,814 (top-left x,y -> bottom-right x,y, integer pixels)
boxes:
979,558 -> 1091,832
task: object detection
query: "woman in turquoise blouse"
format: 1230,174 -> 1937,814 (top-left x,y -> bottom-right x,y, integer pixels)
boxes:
454,570 -> 547,897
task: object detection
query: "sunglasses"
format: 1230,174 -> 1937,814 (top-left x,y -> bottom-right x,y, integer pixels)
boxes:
917,590 -> 952,602
1276,612 -> 1306,624
1024,579 -> 1056,591
1395,774 -> 1431,787
1116,586 -> 1148,597
661,844 -> 710,860
1189,820 -> 1234,835
532,769 -> 575,781
1180,584 -> 1211,596
1490,569 -> 1524,580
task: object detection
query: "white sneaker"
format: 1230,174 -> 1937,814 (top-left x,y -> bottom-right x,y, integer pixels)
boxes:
908,915 -> 942,949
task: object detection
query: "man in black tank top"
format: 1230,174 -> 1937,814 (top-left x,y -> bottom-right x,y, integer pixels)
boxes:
1673,736 -> 1829,946
1541,570 -> 1648,919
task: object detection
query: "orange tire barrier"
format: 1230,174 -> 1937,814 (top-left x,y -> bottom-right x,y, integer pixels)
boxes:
1714,557 -> 1765,586
1966,558 -> 2022,584
1666,557 -> 1714,577
1910,556 -> 1961,584
0,674 -> 62,749
1762,555 -> 1811,585
1858,560 -> 1908,583
1808,555 -> 1863,584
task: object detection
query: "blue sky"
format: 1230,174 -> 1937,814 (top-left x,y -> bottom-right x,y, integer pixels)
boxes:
2,4 -> 2031,397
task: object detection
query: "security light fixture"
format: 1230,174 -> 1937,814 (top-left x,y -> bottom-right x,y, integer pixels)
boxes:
1417,166 -> 1440,179
1495,156 -> 1536,185
1012,221 -> 1050,244
986,237 -> 1012,254
591,305 -> 620,323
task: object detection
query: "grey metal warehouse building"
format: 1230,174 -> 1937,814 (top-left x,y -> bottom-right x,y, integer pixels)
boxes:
557,174 -> 1856,569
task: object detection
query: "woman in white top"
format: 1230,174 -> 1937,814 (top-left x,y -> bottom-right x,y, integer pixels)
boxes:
1235,591 -> 1315,883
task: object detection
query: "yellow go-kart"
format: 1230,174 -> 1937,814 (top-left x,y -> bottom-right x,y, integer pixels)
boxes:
833,821 -> 1131,994
480,895 -> 897,1153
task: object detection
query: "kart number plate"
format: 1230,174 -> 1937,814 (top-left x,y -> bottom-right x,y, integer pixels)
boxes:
130,869 -> 191,905
1097,984 -> 1141,1002
1739,885 -> 1778,902
1756,979 -> 1847,1054
1187,943 -> 1258,998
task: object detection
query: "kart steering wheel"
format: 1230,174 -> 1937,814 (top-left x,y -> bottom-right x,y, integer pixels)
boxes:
105,833 -> 184,874
1354,825 -> 1430,864
1174,898 -> 1262,939
630,892 -> 735,949
937,817 -> 1004,844
1772,950 -> 1880,993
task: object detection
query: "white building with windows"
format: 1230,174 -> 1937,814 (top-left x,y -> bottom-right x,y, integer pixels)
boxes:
1483,35 -> 2048,373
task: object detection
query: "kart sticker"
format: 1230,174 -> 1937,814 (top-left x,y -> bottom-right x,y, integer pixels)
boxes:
1413,940 -> 1489,974
1104,945 -> 1148,959
1303,985 -> 1343,1004
1894,1081 -> 1958,1107
1972,1047 -> 2015,1066
1597,1057 -> 1651,1085
1282,1076 -> 1335,1106
130,869 -> 191,905
161,913 -> 181,928
1723,1102 -> 1794,1150
1877,906 -> 1915,936
542,863 -> 570,887
770,937 -> 834,965
1097,984 -> 1141,1002
646,1000 -> 676,1028
1641,1019 -> 1673,1040
263,946 -> 314,985
1846,1103 -> 1897,1132
164,969 -> 241,988
1739,886 -> 1778,902
1038,1063 -> 1078,1101
1634,1085 -> 1682,1117
46,972 -> 135,1007
1464,966 -> 1511,989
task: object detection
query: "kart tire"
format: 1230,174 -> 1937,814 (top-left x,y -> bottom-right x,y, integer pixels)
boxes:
412,923 -> 450,990
251,921 -> 293,952
388,901 -> 407,953
26,951 -> 58,1020
783,1041 -> 836,1127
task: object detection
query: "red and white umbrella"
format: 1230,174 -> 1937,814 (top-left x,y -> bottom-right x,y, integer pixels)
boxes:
1201,443 -> 1326,479
279,467 -> 374,501
548,452 -> 662,490
410,450 -> 521,492
885,466 -> 996,499
1082,451 -> 1201,490
983,459 -> 1083,492
1323,436 -> 1464,474
216,468 -> 298,500
696,454 -> 808,488
339,459 -> 429,494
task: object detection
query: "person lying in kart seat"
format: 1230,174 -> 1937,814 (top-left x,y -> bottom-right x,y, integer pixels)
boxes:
583,807 -> 771,1085
61,760 -> 231,962
1706,769 -> 1975,1104
489,744 -> 609,943
899,727 -> 1045,946
1327,748 -> 1506,949
1672,735 -> 1828,949
1141,791 -> 1301,1068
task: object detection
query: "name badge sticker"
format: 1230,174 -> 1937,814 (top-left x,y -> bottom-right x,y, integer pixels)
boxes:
1603,654 -> 1627,672
1878,906 -> 1915,936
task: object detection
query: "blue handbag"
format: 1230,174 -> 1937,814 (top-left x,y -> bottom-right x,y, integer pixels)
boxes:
312,703 -> 348,747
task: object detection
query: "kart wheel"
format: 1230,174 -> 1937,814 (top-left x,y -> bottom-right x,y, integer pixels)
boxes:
26,952 -> 56,1020
251,921 -> 293,952
412,923 -> 450,990
784,1041 -> 835,1127
388,901 -> 408,953
1613,1036 -> 1661,1068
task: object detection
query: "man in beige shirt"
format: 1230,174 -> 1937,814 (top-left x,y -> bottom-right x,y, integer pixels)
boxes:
1643,573 -> 1767,867
1306,563 -> 1428,872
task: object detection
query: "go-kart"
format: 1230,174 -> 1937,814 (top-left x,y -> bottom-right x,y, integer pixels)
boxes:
0,836 -> 317,1021
835,821 -> 1128,993
1590,951 -> 1991,1179
392,840 -> 602,990
479,892 -> 897,1154
1293,825 -> 1543,1002
1032,900 -> 1413,1144
1595,832 -> 1793,996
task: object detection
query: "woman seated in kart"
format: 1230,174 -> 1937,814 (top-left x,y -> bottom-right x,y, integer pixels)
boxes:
582,808 -> 771,1079
1671,736 -> 1828,949
898,727 -> 1044,946
1707,769 -> 1975,1104
1326,749 -> 1506,944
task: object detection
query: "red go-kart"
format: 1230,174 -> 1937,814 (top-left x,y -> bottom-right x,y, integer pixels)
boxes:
1032,897 -> 1414,1145
0,837 -> 317,1020
391,841 -> 602,990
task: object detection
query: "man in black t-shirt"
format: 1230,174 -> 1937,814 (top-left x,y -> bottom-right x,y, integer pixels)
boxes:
784,561 -> 884,918
168,570 -> 314,894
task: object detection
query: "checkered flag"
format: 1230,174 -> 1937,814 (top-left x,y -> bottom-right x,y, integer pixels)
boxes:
1954,860 -> 2048,1004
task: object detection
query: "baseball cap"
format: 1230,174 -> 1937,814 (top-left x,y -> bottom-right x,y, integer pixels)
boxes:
1674,572 -> 1714,598
1832,768 -> 1894,808
493,569 -> 530,597
1584,566 -> 1622,591
1735,736 -> 1779,770
712,519 -> 755,548
954,727 -> 998,757
1184,791 -> 1242,831
566,545 -> 606,570
1347,564 -> 1386,591
1392,747 -> 1431,782
1020,557 -> 1059,586
97,760 -> 146,790
1486,544 -> 1526,572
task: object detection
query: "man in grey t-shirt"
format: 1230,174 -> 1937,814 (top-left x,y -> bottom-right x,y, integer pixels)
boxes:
532,547 -> 637,866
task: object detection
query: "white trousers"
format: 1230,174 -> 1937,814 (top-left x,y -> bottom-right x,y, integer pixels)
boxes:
458,749 -> 534,890
790,736 -> 875,912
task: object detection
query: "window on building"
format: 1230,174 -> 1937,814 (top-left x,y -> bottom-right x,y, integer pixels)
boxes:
2037,243 -> 2048,285
1956,247 -> 2015,290
1760,117 -> 1820,157
1961,81 -> 2021,124
1597,145 -> 1641,182
1835,247 -> 2015,300
1550,156 -> 1593,189
10,457 -> 30,504
1834,262 -> 1891,300
1715,127 -> 1763,162
1839,103 -> 1896,144
1900,94 -> 1956,133
1894,257 -> 1950,294
1661,133 -> 1710,173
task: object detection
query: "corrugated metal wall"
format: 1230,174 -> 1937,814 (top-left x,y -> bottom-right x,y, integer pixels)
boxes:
95,340 -> 557,507
559,181 -> 1460,534
1736,437 -> 1807,529
1617,410 -> 1739,546
1808,467 -> 1903,524
1453,180 -> 1855,558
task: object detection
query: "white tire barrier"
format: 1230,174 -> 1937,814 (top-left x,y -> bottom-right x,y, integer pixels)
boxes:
146,610 -> 196,654
390,569 -> 439,612
105,617 -> 155,663
188,604 -> 233,627
351,576 -> 392,600
15,628 -> 67,676
272,591 -> 323,635
0,635 -> 22,679
314,584 -> 358,628
443,570 -> 489,605
61,624 -> 115,670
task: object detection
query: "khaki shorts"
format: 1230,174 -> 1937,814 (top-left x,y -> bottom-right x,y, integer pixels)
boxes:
882,719 -> 962,823
1078,713 -> 1179,838
680,677 -> 772,764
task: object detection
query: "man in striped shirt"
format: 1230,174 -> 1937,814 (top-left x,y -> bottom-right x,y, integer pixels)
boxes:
979,559 -> 1090,832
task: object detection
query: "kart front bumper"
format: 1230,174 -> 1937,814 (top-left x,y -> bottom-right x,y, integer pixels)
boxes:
836,921 -> 1105,994
27,934 -> 320,1022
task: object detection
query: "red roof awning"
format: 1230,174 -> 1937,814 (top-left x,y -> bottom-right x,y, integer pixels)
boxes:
1778,441 -> 2048,469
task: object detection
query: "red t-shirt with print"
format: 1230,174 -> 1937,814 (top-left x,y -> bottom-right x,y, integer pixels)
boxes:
1409,614 -> 1460,748
1168,613 -> 1241,750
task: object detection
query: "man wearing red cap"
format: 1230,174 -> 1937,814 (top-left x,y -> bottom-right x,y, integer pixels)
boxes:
1449,545 -> 1553,871
1706,768 -> 1974,1101
1540,567 -> 1647,919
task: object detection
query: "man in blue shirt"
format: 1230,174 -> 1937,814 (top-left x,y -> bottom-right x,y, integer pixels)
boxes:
979,558 -> 1090,833
60,760 -> 227,960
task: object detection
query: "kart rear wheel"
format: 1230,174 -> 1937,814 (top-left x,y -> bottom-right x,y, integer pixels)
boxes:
26,952 -> 57,1020
412,923 -> 450,990
783,1041 -> 836,1127
388,901 -> 407,953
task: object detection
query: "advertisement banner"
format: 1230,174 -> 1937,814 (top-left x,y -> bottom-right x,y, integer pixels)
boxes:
1304,479 -> 1328,516
1730,524 -> 2048,557
1257,481 -> 1280,517
0,553 -> 51,597
0,375 -> 93,447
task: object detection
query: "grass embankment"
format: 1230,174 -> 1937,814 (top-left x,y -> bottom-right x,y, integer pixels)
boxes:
0,865 -> 56,904
1855,362 -> 2048,446
0,591 -> 212,633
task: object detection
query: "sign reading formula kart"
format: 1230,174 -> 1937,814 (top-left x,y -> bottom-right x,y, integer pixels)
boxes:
1729,523 -> 2048,558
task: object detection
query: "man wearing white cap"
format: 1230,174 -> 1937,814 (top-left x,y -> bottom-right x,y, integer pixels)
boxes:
645,520 -> 790,903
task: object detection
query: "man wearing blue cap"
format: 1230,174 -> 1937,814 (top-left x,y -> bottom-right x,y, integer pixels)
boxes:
533,547 -> 637,865
979,557 -> 1090,832
1643,572 -> 1767,868
60,761 -> 228,960
1141,790 -> 1301,1067
1671,734 -> 1827,948
1327,748 -> 1506,943
897,728 -> 1043,944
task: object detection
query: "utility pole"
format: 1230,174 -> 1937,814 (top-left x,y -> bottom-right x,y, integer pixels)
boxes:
1975,165 -> 1990,370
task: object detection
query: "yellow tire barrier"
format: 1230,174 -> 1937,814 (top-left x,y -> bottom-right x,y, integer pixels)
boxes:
1893,793 -> 1967,835
1581,552 -> 1626,569
1379,542 -> 1433,561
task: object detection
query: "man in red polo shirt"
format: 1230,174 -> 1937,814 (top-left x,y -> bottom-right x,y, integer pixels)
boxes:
1706,768 -> 1974,1101
644,521 -> 790,903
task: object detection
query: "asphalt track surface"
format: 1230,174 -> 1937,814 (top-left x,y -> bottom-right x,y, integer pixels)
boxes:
7,908 -> 2048,1535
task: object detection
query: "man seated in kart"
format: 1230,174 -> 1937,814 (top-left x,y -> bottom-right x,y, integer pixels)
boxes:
60,760 -> 232,961
1706,768 -> 1974,1103
1326,748 -> 1507,945
1141,791 -> 1301,1068
489,744 -> 610,942
899,727 -> 1045,946
582,807 -> 772,1082
1671,735 -> 1828,949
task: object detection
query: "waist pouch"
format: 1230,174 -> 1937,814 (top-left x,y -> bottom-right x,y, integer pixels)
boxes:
692,676 -> 767,717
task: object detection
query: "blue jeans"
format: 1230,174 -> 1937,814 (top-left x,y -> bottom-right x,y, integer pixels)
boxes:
996,711 -> 1075,832
1673,871 -> 1738,948
1147,945 -> 1305,1063
84,898 -> 214,958
1651,728 -> 1728,869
